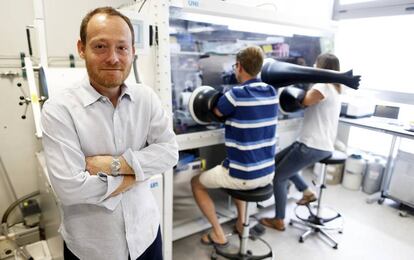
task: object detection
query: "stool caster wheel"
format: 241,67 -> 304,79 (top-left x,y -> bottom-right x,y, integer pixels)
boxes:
289,221 -> 293,226
378,198 -> 385,205
338,230 -> 343,234
399,210 -> 408,218
299,237 -> 304,243
333,245 -> 338,249
247,250 -> 253,255
211,252 -> 218,260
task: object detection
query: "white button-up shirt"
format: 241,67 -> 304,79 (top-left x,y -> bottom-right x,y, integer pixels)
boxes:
41,78 -> 178,259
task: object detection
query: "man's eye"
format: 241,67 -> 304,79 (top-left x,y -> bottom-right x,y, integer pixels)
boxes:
95,44 -> 106,49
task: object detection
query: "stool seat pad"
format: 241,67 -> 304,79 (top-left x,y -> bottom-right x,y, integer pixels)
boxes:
320,150 -> 347,165
224,184 -> 273,202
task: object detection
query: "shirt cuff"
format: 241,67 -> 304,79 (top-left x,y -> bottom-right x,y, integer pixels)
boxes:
122,148 -> 145,181
94,173 -> 124,211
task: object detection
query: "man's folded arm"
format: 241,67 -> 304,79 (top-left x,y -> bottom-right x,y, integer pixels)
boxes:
122,91 -> 179,180
41,101 -> 123,209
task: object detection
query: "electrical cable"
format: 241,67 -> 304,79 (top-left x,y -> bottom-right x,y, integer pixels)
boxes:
1,190 -> 40,226
138,0 -> 148,13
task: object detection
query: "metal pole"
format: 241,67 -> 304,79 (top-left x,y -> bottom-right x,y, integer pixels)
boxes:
316,163 -> 326,217
240,202 -> 250,255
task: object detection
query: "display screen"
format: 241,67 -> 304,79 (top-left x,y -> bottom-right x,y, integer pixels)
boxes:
374,105 -> 399,119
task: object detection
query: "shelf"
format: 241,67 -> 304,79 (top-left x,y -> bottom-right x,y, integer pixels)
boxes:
176,128 -> 225,151
171,51 -> 204,56
172,195 -> 275,241
173,208 -> 235,241
176,118 -> 303,151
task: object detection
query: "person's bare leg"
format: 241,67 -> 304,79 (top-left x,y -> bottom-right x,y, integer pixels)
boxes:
234,198 -> 245,234
191,175 -> 227,244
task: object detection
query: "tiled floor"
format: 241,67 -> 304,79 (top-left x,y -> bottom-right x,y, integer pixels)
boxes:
173,170 -> 414,260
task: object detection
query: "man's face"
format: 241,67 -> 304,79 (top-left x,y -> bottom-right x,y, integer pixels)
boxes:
77,14 -> 135,89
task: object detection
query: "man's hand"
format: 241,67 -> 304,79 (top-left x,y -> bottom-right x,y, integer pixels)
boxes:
110,175 -> 137,197
86,155 -> 137,196
85,155 -> 112,175
85,155 -> 134,176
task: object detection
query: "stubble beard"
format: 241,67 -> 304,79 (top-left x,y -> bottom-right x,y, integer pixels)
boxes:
87,63 -> 133,89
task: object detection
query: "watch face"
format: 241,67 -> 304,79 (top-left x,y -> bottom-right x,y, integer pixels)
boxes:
111,158 -> 121,175
113,160 -> 121,169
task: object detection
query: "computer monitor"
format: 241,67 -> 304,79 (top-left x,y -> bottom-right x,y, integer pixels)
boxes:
373,105 -> 399,119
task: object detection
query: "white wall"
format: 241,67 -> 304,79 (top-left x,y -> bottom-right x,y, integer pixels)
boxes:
1,0 -> 39,221
335,14 -> 414,94
335,14 -> 414,156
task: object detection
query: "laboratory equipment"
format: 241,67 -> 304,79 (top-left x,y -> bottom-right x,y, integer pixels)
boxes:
342,154 -> 366,190
362,156 -> 385,194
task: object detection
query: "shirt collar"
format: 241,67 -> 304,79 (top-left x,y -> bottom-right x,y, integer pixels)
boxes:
241,77 -> 261,85
80,77 -> 134,107
121,83 -> 134,103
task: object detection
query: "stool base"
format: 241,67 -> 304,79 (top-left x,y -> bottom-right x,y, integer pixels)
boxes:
213,235 -> 273,260
289,218 -> 341,249
289,204 -> 343,249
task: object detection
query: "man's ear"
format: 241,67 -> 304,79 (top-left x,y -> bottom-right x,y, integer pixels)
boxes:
238,63 -> 244,74
77,39 -> 85,59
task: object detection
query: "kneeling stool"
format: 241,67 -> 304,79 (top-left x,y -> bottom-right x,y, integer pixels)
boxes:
213,184 -> 274,260
289,150 -> 347,249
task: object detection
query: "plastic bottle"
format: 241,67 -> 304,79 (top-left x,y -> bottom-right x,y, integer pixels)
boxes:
362,156 -> 385,194
342,154 -> 366,190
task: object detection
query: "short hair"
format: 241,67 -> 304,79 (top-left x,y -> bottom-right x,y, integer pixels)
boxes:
236,46 -> 264,76
80,6 -> 134,45
316,53 -> 340,71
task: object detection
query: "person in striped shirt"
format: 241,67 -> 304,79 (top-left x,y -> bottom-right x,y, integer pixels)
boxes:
191,46 -> 278,247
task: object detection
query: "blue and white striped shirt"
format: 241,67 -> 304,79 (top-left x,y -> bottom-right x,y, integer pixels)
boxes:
217,78 -> 278,180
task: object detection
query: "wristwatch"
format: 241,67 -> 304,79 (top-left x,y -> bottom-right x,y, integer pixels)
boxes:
110,156 -> 121,176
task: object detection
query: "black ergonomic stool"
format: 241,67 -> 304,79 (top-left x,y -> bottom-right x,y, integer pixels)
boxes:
212,184 -> 274,260
289,150 -> 347,249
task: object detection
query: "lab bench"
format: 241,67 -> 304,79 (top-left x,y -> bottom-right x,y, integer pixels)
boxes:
339,116 -> 414,208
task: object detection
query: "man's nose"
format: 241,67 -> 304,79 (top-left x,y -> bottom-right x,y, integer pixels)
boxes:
106,47 -> 120,64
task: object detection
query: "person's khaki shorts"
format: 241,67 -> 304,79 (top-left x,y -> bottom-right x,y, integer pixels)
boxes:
199,165 -> 274,190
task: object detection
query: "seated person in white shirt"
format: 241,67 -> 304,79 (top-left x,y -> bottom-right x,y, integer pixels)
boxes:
260,53 -> 343,231
41,7 -> 178,260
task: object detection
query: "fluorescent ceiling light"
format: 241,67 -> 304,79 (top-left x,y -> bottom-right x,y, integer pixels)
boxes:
339,0 -> 376,4
177,11 -> 329,37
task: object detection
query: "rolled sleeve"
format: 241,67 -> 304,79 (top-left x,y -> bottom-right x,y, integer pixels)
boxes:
94,175 -> 124,210
121,91 -> 178,180
122,149 -> 144,181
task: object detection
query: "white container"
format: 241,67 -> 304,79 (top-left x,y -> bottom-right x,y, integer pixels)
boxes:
14,240 -> 51,260
362,156 -> 385,194
342,154 -> 366,190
